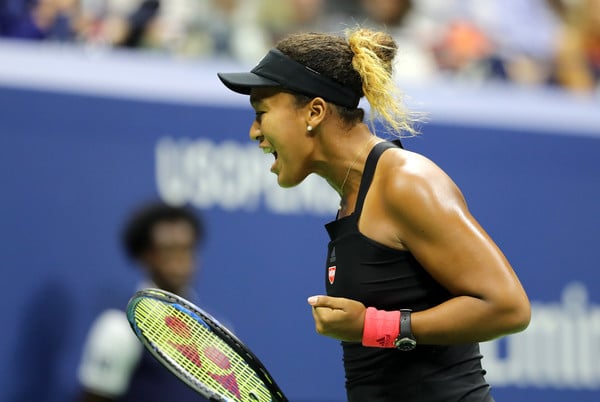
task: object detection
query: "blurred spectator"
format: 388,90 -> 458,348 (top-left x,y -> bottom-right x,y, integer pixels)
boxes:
77,0 -> 162,50
244,0 -> 355,65
552,0 -> 600,94
119,0 -> 159,48
257,0 -> 327,41
146,0 -> 242,58
0,0 -> 81,40
422,0 -> 562,85
430,17 -> 495,82
76,200 -> 210,402
2,0 -> 598,95
77,0 -> 250,58
357,0 -> 439,84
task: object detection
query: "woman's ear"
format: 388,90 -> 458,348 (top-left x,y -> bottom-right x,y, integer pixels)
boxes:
306,97 -> 328,132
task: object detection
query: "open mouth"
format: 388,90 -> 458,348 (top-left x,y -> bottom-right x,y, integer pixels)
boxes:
263,147 -> 278,160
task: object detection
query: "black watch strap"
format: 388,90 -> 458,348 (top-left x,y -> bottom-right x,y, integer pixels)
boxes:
400,309 -> 412,338
395,309 -> 416,351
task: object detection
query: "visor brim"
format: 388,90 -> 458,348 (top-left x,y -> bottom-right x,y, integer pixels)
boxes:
217,72 -> 280,95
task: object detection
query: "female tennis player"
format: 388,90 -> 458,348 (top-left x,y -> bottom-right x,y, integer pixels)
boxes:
218,28 -> 531,402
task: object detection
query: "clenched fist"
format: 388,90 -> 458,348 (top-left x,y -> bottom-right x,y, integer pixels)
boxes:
307,295 -> 366,342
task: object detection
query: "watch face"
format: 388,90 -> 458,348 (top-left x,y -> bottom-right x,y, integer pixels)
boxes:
395,337 -> 416,351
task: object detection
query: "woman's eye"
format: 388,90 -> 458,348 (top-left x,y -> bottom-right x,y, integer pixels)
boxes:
255,112 -> 264,123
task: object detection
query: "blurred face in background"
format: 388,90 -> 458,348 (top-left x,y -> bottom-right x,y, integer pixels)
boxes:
360,0 -> 412,26
290,0 -> 324,25
143,220 -> 198,294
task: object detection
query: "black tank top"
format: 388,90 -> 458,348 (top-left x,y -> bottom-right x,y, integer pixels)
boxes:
324,141 -> 493,402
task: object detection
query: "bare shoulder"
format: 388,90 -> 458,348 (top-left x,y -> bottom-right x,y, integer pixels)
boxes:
377,148 -> 465,211
370,147 -> 476,251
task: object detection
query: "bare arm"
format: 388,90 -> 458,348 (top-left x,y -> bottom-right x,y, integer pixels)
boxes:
309,152 -> 530,344
383,158 -> 530,344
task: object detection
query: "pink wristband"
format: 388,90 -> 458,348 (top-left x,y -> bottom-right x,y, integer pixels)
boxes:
362,307 -> 400,348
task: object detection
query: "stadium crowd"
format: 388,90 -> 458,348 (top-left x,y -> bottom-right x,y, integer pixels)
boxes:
0,0 -> 599,95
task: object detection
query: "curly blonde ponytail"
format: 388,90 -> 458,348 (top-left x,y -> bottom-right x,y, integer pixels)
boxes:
347,28 -> 421,136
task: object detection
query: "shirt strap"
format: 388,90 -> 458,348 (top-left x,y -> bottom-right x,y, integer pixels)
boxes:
354,140 -> 402,217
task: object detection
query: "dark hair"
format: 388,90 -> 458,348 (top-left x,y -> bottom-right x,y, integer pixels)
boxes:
276,29 -> 420,136
277,33 -> 367,98
277,32 -> 366,125
121,201 -> 204,259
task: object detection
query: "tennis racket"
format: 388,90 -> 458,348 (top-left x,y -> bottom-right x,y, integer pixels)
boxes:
126,288 -> 289,402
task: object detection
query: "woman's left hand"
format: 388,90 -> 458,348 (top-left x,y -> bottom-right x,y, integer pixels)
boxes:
307,295 -> 366,342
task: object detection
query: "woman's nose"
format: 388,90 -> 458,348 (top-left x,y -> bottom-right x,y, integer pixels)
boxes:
249,121 -> 261,141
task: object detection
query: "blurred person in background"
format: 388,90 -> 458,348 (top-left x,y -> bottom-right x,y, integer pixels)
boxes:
78,0 -> 274,62
77,0 -> 159,50
74,0 -> 253,59
0,0 -> 81,40
357,0 -> 439,84
76,200 -> 210,402
467,0 -> 561,87
117,0 -> 159,48
422,0 -> 561,86
141,0 -> 241,58
552,0 -> 600,94
78,0 -> 362,63
246,0 -> 356,65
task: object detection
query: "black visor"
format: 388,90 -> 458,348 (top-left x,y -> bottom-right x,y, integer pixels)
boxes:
217,49 -> 361,109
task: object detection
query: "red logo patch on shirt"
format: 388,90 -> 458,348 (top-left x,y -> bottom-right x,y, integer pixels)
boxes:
328,266 -> 336,285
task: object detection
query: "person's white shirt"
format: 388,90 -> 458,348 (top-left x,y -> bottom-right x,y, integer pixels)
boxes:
77,309 -> 143,398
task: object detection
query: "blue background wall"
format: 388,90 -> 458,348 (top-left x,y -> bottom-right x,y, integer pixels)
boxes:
1,41 -> 599,402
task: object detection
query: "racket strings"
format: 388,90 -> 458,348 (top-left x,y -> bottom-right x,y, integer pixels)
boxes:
134,298 -> 272,402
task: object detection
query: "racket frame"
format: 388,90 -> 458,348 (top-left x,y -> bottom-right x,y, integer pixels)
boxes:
127,288 -> 288,402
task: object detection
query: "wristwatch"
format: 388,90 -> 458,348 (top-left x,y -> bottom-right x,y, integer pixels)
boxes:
394,309 -> 416,351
